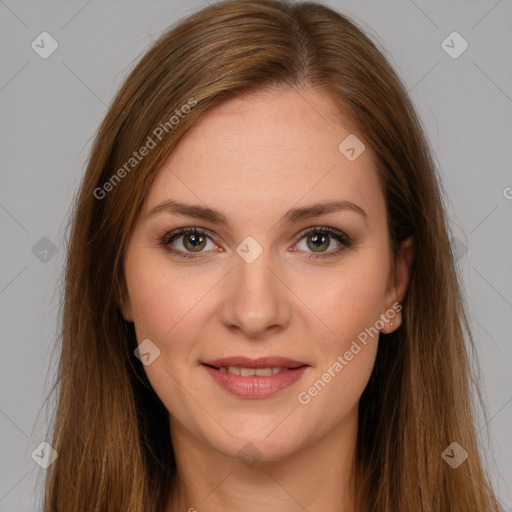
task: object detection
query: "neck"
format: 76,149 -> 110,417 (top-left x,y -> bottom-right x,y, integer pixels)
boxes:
166,408 -> 359,512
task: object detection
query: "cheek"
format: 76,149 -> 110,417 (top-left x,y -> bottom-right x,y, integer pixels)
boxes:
123,250 -> 209,413
295,273 -> 384,426
296,256 -> 390,348
295,340 -> 378,442
293,257 -> 388,410
124,248 -> 206,342
124,268 -> 173,342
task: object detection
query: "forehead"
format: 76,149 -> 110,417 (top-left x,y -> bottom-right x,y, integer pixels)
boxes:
144,88 -> 384,224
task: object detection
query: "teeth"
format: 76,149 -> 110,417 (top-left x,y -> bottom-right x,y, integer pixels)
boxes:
255,367 -> 272,376
219,366 -> 284,376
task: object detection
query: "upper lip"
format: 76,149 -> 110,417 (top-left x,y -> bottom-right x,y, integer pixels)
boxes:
202,356 -> 308,369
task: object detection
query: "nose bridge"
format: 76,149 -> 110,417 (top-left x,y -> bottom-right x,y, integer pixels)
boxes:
220,243 -> 290,336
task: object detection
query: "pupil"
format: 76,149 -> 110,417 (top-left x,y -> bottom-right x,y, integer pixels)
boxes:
186,234 -> 204,250
310,233 -> 328,251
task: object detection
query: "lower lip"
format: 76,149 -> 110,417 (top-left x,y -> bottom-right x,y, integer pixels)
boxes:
202,365 -> 309,398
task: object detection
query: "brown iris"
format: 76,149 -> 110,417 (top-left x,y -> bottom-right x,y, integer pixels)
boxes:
183,233 -> 207,252
307,232 -> 329,252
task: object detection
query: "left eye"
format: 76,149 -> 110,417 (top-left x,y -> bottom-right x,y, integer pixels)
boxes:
292,227 -> 352,259
295,229 -> 341,253
160,226 -> 352,260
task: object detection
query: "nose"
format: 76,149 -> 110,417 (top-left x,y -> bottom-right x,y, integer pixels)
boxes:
219,248 -> 291,338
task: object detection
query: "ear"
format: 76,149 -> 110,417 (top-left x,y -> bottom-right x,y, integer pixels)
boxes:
115,276 -> 134,323
380,235 -> 414,334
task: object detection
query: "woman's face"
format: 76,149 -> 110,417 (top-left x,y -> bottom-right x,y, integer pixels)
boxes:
122,87 -> 412,462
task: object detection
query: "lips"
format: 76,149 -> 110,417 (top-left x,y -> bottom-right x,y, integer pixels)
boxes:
201,356 -> 309,398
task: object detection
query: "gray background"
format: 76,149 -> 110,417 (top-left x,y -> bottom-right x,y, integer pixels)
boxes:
0,0 -> 511,510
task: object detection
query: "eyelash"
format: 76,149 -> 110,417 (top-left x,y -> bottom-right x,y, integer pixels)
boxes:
159,226 -> 353,261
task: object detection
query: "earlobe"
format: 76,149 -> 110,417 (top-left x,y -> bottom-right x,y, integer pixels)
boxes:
379,305 -> 402,334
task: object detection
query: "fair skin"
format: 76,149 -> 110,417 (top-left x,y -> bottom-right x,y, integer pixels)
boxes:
121,87 -> 414,511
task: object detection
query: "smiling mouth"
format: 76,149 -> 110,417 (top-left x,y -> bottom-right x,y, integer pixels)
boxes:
203,364 -> 306,376
201,357 -> 309,398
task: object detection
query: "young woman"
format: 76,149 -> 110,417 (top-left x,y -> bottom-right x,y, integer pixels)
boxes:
43,0 -> 504,510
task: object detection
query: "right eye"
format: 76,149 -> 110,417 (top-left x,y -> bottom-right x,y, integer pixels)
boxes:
160,227 -> 220,259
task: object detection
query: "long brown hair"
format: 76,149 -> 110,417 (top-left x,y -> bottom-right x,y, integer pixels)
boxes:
42,0 -> 504,510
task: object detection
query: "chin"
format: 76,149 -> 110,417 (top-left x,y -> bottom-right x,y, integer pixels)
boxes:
195,415 -> 313,464
227,434 -> 306,465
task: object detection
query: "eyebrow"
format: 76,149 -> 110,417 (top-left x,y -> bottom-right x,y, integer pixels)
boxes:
147,199 -> 368,225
